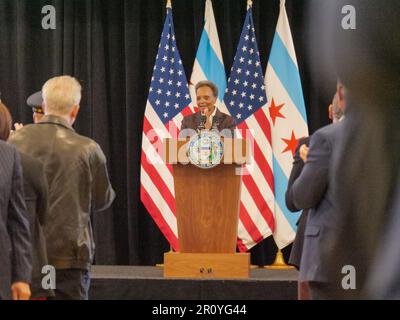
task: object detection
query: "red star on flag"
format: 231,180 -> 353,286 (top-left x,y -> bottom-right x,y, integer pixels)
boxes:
268,98 -> 285,125
282,130 -> 299,156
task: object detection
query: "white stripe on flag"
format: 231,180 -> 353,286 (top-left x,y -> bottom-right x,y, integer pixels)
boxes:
241,184 -> 274,238
276,0 -> 298,66
189,60 -> 206,100
190,0 -> 228,115
267,65 -> 308,177
266,66 -> 307,130
272,202 -> 296,249
237,220 -> 258,249
145,102 -> 172,138
204,0 -> 224,62
245,110 -> 274,169
245,159 -> 275,210
142,134 -> 174,194
141,168 -> 178,235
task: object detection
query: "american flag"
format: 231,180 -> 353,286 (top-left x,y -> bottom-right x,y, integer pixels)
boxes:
140,7 -> 192,251
224,6 -> 275,251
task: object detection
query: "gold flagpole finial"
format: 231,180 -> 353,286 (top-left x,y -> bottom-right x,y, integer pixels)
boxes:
166,0 -> 172,9
247,0 -> 253,9
264,249 -> 295,270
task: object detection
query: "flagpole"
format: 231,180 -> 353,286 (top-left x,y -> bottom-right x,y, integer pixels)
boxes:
156,246 -> 174,268
264,249 -> 295,270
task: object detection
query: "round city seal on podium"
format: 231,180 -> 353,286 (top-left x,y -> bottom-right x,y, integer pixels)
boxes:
188,130 -> 223,169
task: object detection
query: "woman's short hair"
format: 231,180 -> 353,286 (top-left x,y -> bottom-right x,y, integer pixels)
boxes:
0,102 -> 12,141
195,80 -> 218,97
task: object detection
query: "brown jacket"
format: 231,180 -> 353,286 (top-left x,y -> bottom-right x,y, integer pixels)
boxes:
9,115 -> 115,271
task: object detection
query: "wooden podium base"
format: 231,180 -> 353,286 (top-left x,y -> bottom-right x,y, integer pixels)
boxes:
164,252 -> 250,279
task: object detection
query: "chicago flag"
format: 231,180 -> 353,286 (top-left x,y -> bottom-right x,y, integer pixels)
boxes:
265,0 -> 309,249
189,0 -> 228,114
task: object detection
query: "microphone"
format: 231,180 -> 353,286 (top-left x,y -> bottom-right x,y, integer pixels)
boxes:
198,108 -> 206,131
212,115 -> 220,131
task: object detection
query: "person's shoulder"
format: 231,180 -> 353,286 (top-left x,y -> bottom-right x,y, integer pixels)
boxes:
0,139 -> 8,148
182,112 -> 197,120
313,121 -> 343,140
9,123 -> 42,146
73,133 -> 101,151
73,133 -> 106,160
9,123 -> 35,137
217,109 -> 234,120
216,110 -> 236,128
309,124 -> 334,149
312,123 -> 339,139
310,122 -> 344,151
0,141 -> 20,166
16,123 -> 39,133
0,140 -> 16,153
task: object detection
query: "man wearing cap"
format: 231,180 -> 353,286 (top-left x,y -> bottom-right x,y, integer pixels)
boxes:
14,91 -> 44,130
27,91 -> 44,124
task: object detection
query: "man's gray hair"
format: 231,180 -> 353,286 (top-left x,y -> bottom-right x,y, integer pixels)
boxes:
42,75 -> 82,116
195,80 -> 218,97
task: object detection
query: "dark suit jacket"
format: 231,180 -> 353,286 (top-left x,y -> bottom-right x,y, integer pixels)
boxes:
288,123 -> 342,282
19,153 -> 53,298
180,109 -> 236,135
0,141 -> 32,299
285,136 -> 310,270
365,171 -> 400,299
328,106 -> 400,299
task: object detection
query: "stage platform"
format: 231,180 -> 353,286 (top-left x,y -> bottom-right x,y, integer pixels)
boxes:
90,266 -> 298,300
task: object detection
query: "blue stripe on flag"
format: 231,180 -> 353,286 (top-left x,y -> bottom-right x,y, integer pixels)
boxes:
196,31 -> 226,101
272,155 -> 301,231
269,32 -> 307,123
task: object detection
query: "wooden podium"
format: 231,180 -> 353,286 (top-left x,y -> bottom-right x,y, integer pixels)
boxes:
163,137 -> 250,279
